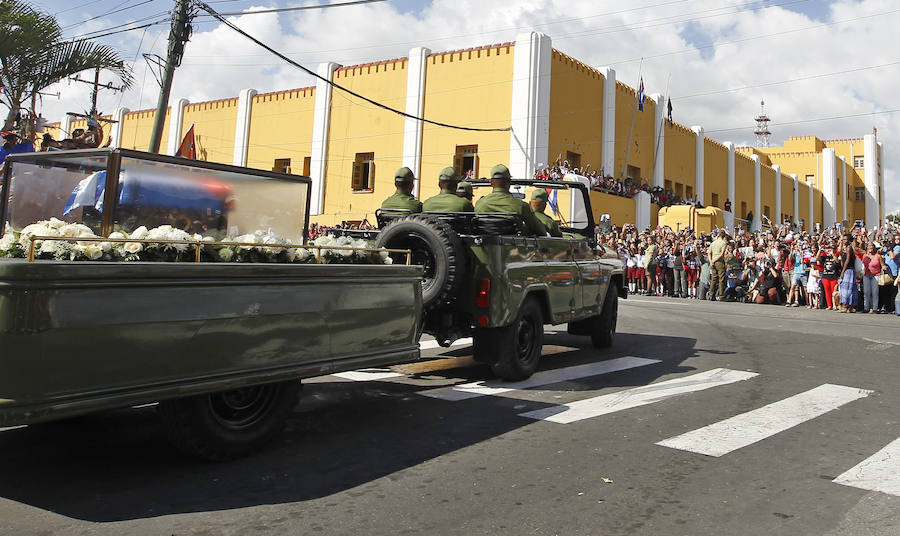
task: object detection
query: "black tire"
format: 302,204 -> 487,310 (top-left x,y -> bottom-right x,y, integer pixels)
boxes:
488,297 -> 544,381
375,214 -> 465,309
591,284 -> 618,348
158,380 -> 301,461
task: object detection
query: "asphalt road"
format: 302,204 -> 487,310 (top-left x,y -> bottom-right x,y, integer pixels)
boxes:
1,298 -> 899,535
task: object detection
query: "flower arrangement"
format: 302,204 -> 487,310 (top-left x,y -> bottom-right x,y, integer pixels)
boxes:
0,219 -> 394,265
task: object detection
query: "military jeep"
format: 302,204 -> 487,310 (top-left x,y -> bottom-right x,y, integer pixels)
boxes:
374,179 -> 626,381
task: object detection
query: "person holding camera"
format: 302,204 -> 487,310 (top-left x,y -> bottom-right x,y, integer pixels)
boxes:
748,259 -> 784,305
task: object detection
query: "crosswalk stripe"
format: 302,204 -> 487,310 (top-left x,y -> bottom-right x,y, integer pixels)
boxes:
833,438 -> 900,496
657,384 -> 873,457
419,338 -> 473,351
419,357 -> 661,401
333,369 -> 403,381
520,368 -> 758,424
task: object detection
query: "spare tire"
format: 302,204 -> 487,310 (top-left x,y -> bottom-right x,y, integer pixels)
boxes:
375,214 -> 465,309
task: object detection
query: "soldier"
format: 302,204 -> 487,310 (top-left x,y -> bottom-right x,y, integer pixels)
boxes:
529,189 -> 562,237
474,164 -> 547,236
380,166 -> 423,213
456,181 -> 474,203
422,167 -> 473,212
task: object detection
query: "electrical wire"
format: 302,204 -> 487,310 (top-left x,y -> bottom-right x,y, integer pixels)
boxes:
73,19 -> 170,41
195,0 -> 387,17
60,0 -> 156,31
196,2 -> 512,133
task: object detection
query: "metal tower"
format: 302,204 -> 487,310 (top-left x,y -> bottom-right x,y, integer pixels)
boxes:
754,100 -> 771,148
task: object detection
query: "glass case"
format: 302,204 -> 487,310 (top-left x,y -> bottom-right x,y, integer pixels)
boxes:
1,149 -> 311,243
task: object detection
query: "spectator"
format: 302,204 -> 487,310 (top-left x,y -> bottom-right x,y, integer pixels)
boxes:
861,242 -> 886,313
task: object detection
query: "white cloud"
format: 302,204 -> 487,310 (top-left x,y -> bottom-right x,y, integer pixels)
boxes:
34,0 -> 899,213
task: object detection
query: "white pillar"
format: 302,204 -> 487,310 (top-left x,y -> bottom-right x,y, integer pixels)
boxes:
601,67 -> 617,179
309,62 -> 341,215
60,114 -> 73,139
808,175 -> 814,232
232,89 -> 257,167
750,154 -> 761,232
691,126 -> 704,203
821,147 -> 836,228
878,141 -> 885,226
634,191 -> 651,231
110,107 -> 129,149
402,46 -> 430,197
509,31 -> 552,185
863,134 -> 879,228
839,156 -> 847,223
651,93 -> 665,189
724,141 -> 735,232
791,174 -> 799,228
773,164 -> 781,227
165,98 -> 190,155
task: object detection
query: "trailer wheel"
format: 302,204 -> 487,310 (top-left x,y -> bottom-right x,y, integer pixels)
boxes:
488,297 -> 544,381
158,380 -> 301,461
591,285 -> 618,348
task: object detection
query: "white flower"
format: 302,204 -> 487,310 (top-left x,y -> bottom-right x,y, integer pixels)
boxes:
379,250 -> 390,260
130,226 -> 148,240
82,244 -> 104,260
383,256 -> 393,265
123,242 -> 143,254
47,217 -> 66,229
108,231 -> 127,240
202,236 -> 215,242
285,248 -> 296,262
340,247 -> 354,257
0,232 -> 17,252
218,247 -> 234,261
294,248 -> 310,262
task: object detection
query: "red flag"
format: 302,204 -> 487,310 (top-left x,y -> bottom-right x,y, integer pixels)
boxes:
176,124 -> 195,159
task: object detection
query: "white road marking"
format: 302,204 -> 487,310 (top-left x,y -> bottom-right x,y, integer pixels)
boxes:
520,368 -> 758,424
622,299 -> 690,306
657,384 -> 873,457
419,357 -> 661,401
419,338 -> 473,351
834,438 -> 900,497
333,369 -> 403,381
0,425 -> 27,432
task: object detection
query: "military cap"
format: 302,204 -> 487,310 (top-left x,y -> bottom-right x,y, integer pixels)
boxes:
456,181 -> 473,196
439,166 -> 459,181
490,164 -> 511,180
530,189 -> 549,202
394,167 -> 416,182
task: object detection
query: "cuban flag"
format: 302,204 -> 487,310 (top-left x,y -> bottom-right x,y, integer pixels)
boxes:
63,171 -> 106,215
637,77 -> 645,112
547,188 -> 559,216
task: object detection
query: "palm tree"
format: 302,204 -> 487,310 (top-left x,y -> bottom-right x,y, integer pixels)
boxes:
0,0 -> 133,132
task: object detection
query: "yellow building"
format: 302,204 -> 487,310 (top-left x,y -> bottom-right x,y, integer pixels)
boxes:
51,32 -> 886,231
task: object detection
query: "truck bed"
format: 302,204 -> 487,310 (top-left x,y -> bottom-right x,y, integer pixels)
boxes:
0,260 -> 423,426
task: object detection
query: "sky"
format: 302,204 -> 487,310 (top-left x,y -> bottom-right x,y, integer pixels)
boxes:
20,0 -> 899,215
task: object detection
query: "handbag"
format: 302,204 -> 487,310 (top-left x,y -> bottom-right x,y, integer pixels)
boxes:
876,272 -> 894,286
854,255 -> 865,274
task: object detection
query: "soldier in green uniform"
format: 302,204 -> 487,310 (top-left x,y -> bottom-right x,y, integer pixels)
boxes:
474,164 -> 547,236
422,167 -> 474,212
456,181 -> 473,203
529,189 -> 562,237
380,167 -> 422,213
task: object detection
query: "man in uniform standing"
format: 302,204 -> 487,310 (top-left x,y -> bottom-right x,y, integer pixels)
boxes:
423,167 -> 473,212
529,189 -> 562,237
474,164 -> 547,236
708,229 -> 729,301
380,167 -> 422,213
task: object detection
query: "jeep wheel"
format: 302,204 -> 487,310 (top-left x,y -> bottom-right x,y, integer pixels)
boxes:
158,380 -> 301,461
375,215 -> 465,309
591,284 -> 618,348
490,297 -> 544,381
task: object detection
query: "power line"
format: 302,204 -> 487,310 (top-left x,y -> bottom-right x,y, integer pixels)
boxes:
195,2 -> 512,133
67,10 -> 172,39
195,0 -> 387,17
60,0 -> 156,31
73,19 -> 170,41
52,0 -> 106,16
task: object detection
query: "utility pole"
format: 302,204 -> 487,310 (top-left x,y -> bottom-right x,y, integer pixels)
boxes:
67,66 -> 126,117
148,0 -> 192,153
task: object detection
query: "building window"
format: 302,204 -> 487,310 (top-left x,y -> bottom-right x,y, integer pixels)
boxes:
627,165 -> 641,180
352,152 -> 375,192
303,156 -> 311,176
740,201 -> 747,219
454,145 -> 479,179
565,151 -> 582,170
664,179 -> 672,191
763,205 -> 770,221
853,156 -> 864,168
273,158 -> 291,174
855,187 -> 865,202
685,185 -> 693,201
674,182 -> 684,198
805,174 -> 815,184
711,192 -> 719,208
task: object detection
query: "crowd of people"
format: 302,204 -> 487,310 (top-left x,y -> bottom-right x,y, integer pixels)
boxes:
533,161 -> 694,207
598,222 -> 900,315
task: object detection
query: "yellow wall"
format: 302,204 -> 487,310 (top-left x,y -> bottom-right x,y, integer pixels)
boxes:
548,50 -> 603,174
181,98 -> 237,164
704,139 -> 728,208
734,153 -> 755,221
120,108 -> 170,152
780,172 -> 793,223
589,191 -> 635,227
760,165 -> 776,225
798,181 -> 810,230
663,123 -> 696,197
323,58 -> 408,219
246,87 -> 316,173
614,81 -> 656,181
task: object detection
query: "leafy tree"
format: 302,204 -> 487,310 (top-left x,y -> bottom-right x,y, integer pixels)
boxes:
0,0 -> 133,132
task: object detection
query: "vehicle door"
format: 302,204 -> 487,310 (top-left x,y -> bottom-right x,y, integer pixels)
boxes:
535,236 -> 579,323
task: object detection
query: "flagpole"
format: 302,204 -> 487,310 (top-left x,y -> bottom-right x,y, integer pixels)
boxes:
650,72 -> 671,188
620,58 -> 643,182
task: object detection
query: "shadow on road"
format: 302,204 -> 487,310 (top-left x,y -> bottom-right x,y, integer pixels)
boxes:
0,332 -> 699,522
